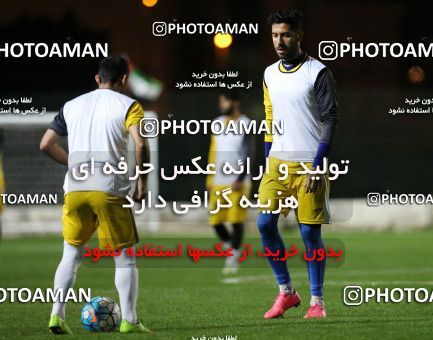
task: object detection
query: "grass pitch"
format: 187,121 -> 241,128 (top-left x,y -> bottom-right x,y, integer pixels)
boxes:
1,229 -> 433,339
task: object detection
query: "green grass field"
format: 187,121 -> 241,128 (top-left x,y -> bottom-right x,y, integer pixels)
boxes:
1,229 -> 433,339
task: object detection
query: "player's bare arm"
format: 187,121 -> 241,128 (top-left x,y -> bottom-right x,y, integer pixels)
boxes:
129,124 -> 150,202
39,129 -> 68,166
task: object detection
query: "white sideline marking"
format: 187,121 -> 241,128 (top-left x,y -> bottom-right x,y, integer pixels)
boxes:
222,271 -> 433,285
330,267 -> 433,276
222,275 -> 273,284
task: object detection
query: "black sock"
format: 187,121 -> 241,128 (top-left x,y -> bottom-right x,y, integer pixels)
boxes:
231,223 -> 244,250
213,223 -> 231,243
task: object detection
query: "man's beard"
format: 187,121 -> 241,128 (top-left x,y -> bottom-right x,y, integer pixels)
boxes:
278,46 -> 297,61
222,108 -> 235,116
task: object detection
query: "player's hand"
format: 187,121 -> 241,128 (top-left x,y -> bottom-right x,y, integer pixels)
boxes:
305,172 -> 322,194
133,177 -> 148,202
231,180 -> 243,192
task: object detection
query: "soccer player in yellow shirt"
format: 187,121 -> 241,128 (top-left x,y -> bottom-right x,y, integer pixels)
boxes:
257,10 -> 338,319
41,56 -> 151,334
206,91 -> 252,274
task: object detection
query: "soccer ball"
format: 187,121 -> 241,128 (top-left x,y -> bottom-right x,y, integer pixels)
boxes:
81,296 -> 121,332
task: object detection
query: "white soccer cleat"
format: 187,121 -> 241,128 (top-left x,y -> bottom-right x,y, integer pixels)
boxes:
222,249 -> 241,275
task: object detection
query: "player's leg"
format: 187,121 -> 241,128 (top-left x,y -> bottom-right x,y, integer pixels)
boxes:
212,221 -> 239,274
222,184 -> 250,274
114,249 -> 138,324
209,185 -> 231,248
299,223 -> 327,318
49,192 -> 96,334
257,160 -> 302,318
49,241 -> 86,334
209,185 -> 237,273
220,223 -> 243,274
257,213 -> 288,285
113,246 -> 151,333
113,249 -> 150,333
220,187 -> 247,273
257,212 -> 301,318
91,192 -> 150,333
295,173 -> 330,318
0,158 -> 4,241
231,223 -> 244,250
229,182 -> 250,252
213,223 -> 231,248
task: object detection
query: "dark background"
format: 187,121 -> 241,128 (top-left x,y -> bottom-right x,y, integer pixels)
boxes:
0,0 -> 432,200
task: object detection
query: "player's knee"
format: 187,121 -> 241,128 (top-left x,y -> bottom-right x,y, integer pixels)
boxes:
114,248 -> 136,268
300,224 -> 322,245
62,241 -> 86,266
232,223 -> 244,231
257,213 -> 277,238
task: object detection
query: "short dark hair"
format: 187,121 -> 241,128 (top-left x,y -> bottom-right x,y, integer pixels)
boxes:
98,56 -> 129,84
220,89 -> 240,101
267,9 -> 304,32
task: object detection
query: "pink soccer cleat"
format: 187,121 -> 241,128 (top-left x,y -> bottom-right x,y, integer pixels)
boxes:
304,304 -> 327,319
264,291 -> 301,319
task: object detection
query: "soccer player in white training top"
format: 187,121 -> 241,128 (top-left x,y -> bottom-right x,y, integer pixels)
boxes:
206,90 -> 252,274
40,56 -> 151,334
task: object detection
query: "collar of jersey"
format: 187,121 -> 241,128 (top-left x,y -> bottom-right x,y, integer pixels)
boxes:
278,53 -> 308,73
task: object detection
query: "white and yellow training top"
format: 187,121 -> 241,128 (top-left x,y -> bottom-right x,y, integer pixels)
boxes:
206,114 -> 251,187
263,53 -> 338,163
49,88 -> 144,197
